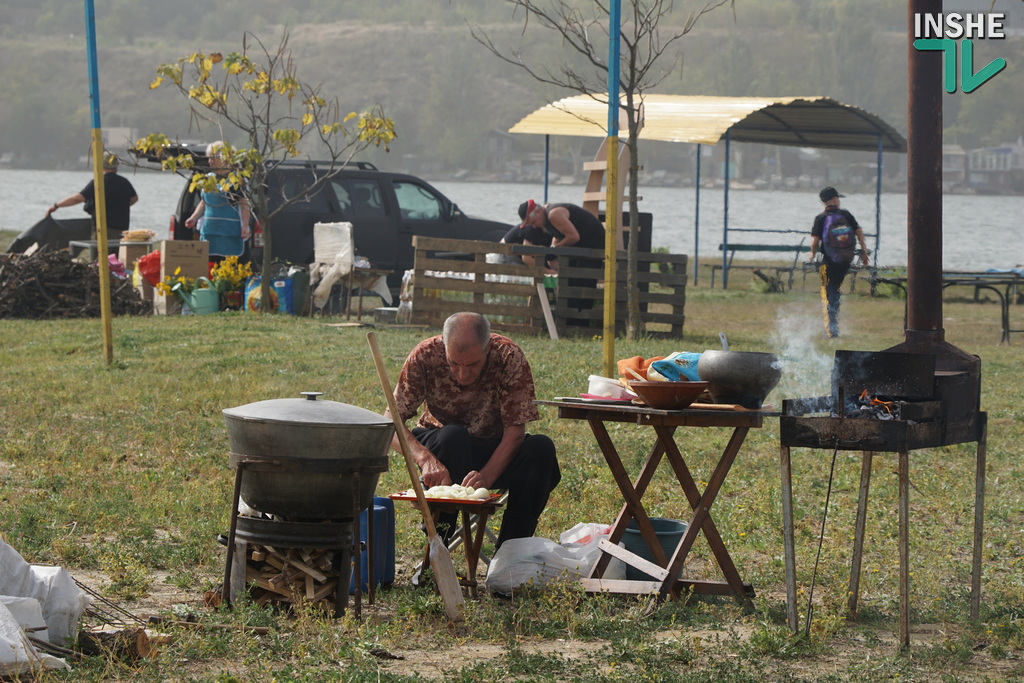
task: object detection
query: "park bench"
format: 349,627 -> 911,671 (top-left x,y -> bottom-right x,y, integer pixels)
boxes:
712,242 -> 806,290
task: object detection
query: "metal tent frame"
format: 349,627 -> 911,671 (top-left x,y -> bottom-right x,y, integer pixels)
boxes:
509,94 -> 907,286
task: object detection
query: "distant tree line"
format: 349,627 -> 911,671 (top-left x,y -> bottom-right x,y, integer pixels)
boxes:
0,0 -> 1019,171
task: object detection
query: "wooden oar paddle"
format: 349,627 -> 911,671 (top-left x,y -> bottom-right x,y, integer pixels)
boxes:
366,332 -> 465,622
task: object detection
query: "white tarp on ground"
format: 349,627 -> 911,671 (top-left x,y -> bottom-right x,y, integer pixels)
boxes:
0,538 -> 90,675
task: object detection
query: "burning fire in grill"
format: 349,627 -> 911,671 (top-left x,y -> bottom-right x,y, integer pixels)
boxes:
856,390 -> 899,420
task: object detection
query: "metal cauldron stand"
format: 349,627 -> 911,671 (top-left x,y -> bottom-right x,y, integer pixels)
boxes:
222,453 -> 388,618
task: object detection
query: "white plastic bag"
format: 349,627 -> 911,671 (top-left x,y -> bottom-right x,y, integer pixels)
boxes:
484,537 -> 587,594
558,523 -> 626,580
395,269 -> 414,324
311,222 -> 355,309
484,524 -> 626,594
0,599 -> 69,676
0,539 -> 89,646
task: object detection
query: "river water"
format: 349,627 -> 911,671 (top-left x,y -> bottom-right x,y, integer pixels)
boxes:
3,168 -> 1020,272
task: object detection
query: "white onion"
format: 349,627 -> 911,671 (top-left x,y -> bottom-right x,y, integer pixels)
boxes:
420,484 -> 492,500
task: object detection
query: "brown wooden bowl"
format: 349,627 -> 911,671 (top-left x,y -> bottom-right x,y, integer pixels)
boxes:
627,380 -> 710,410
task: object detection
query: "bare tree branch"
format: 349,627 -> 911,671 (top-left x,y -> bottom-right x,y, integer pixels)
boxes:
472,0 -> 733,338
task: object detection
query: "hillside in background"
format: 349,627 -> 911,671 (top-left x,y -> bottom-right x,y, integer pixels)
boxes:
0,1 -> 1020,177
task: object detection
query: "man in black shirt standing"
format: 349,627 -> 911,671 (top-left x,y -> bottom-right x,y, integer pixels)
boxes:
46,153 -> 138,243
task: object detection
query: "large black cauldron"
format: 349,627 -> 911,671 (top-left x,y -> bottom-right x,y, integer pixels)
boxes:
223,392 -> 393,519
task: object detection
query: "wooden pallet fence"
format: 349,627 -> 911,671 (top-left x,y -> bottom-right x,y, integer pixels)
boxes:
550,246 -> 688,338
410,236 -> 548,335
409,237 -> 687,338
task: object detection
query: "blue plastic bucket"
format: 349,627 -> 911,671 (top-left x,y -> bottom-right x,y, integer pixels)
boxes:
622,517 -> 688,581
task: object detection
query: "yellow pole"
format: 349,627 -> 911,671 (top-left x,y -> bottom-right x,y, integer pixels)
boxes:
603,0 -> 622,378
602,135 -> 618,378
85,0 -> 113,364
91,134 -> 114,364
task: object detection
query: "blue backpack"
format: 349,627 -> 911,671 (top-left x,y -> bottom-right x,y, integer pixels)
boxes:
823,212 -> 856,262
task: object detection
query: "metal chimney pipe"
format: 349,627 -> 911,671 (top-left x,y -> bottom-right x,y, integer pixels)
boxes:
905,0 -> 944,340
888,0 -> 979,383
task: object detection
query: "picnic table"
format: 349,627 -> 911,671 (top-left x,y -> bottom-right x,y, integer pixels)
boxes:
870,271 -> 1024,344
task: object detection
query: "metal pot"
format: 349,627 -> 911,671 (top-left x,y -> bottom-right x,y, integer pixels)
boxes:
223,392 -> 393,519
697,351 -> 782,409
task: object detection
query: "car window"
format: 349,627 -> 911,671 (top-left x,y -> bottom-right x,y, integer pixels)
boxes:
392,180 -> 444,220
331,178 -> 387,219
268,171 -> 333,213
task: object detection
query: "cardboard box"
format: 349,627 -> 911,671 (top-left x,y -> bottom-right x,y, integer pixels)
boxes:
155,240 -> 209,315
159,240 -> 209,282
118,242 -> 152,268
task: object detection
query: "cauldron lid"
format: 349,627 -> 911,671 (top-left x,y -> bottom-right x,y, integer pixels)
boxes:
222,392 -> 390,426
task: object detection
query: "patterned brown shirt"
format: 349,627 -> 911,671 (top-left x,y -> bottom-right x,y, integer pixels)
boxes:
394,333 -> 540,439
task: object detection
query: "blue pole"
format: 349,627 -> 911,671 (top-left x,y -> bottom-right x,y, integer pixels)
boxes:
84,0 -> 102,130
607,3 -> 621,139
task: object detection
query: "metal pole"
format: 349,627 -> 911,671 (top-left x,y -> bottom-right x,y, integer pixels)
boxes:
602,0 -> 622,377
875,136 -> 882,268
721,131 -> 731,288
83,0 -> 113,364
694,144 -> 701,286
906,0 -> 944,335
544,135 -> 550,203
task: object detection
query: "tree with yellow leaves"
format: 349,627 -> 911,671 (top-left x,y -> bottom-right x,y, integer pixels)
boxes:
134,31 -> 395,309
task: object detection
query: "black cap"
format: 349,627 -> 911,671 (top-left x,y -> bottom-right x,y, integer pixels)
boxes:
819,186 -> 844,202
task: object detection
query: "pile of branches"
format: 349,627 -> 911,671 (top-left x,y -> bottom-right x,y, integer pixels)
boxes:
0,250 -> 152,319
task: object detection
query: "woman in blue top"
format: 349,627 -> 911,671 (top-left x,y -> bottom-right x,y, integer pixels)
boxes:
185,141 -> 250,262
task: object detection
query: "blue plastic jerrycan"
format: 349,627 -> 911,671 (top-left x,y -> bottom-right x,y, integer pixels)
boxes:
349,496 -> 396,594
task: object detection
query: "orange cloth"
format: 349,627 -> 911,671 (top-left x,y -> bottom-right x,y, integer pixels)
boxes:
616,355 -> 666,381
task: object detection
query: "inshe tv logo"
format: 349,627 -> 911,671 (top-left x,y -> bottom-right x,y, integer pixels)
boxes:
913,13 -> 1008,93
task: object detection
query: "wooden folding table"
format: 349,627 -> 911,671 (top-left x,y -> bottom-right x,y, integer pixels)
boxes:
537,399 -> 771,608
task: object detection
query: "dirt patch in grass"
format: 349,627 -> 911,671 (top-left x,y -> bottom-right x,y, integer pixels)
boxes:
64,569 -> 1023,682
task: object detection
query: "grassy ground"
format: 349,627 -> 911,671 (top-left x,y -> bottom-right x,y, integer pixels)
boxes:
1,272 -> 1022,682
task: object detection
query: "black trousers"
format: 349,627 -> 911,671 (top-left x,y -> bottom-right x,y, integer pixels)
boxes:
412,424 -> 561,546
819,259 -> 852,337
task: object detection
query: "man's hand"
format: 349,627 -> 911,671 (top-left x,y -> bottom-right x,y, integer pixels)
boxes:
461,470 -> 492,490
419,455 -> 452,488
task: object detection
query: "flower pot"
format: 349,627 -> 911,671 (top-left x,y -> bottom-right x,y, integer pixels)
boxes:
223,289 -> 243,310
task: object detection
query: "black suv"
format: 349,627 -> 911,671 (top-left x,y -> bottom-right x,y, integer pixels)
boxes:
158,150 -> 512,286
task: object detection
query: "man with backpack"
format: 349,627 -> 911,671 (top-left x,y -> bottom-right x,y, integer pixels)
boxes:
807,187 -> 869,338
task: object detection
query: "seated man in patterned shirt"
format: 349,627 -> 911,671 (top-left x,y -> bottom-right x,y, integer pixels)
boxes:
388,311 -> 561,547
